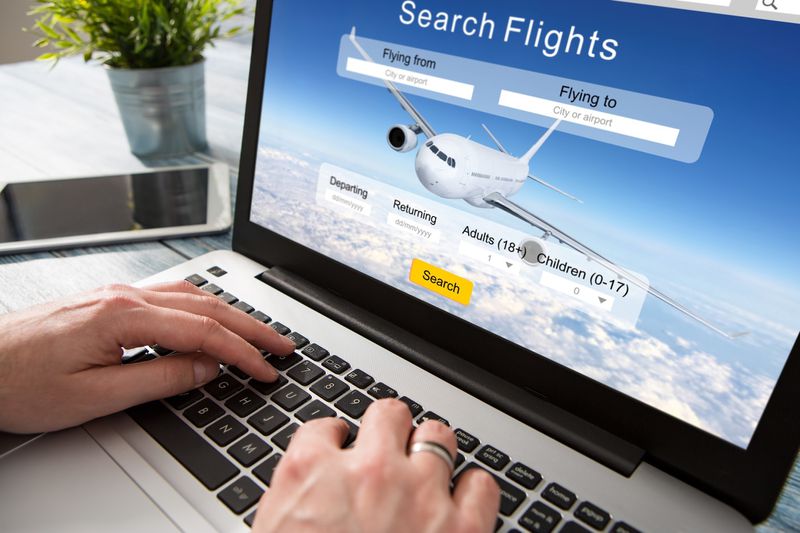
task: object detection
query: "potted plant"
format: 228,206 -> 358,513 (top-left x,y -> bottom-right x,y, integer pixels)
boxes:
29,0 -> 246,158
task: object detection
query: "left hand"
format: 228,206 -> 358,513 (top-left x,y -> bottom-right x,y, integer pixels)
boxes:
0,280 -> 294,433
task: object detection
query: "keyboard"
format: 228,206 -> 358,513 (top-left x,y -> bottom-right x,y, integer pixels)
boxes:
124,269 -> 643,533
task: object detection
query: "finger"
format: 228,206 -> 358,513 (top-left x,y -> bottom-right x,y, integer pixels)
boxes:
143,279 -> 209,296
286,417 -> 348,453
408,420 -> 458,484
140,289 -> 295,355
453,467 -> 501,531
116,304 -> 278,382
355,399 -> 413,454
78,353 -> 220,415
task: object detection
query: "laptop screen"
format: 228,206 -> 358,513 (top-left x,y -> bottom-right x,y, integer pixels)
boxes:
249,0 -> 800,449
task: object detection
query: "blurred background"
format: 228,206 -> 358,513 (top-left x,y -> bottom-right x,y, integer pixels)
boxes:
0,1 -> 39,64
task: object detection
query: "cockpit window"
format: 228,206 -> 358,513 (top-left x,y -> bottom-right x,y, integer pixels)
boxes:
437,151 -> 447,163
429,143 -> 455,167
430,144 -> 439,155
426,141 -> 433,147
447,157 -> 456,168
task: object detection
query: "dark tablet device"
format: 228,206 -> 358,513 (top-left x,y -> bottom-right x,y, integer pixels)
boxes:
0,163 -> 231,255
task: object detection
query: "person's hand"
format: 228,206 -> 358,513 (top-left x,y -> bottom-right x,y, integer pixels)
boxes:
0,281 -> 294,433
253,399 -> 501,533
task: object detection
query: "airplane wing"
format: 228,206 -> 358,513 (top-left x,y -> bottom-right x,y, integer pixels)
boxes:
483,192 -> 749,339
349,28 -> 436,139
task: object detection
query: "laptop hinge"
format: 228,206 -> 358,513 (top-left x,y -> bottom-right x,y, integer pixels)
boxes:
258,266 -> 645,477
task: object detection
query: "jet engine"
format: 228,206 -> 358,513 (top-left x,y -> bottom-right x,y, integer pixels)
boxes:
386,125 -> 418,153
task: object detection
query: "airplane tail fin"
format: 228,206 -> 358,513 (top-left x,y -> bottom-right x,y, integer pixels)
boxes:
519,118 -> 562,164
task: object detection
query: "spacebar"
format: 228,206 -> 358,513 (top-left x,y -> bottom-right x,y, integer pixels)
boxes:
127,401 -> 239,490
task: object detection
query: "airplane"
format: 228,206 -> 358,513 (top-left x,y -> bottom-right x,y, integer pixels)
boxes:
349,28 -> 747,340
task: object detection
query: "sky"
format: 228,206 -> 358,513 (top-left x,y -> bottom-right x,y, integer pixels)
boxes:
248,0 -> 800,446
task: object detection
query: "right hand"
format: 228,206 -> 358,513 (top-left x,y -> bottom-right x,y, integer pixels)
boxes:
253,399 -> 501,533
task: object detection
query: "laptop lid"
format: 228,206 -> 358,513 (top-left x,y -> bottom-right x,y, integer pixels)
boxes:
233,0 -> 800,522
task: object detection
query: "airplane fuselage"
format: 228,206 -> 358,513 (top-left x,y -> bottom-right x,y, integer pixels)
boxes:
414,133 -> 528,208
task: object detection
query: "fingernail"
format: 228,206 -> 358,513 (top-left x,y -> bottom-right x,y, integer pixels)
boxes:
194,359 -> 210,386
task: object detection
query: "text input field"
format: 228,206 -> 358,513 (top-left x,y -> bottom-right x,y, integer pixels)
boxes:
498,90 -> 681,147
345,57 -> 474,101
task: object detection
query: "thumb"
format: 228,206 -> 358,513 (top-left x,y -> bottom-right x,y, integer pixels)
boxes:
83,353 -> 220,417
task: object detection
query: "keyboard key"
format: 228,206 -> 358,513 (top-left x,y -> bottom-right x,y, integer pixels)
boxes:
227,366 -> 250,380
205,374 -> 243,401
232,300 -> 254,314
250,374 -> 287,396
506,462 -> 542,490
204,415 -> 247,446
560,521 -> 591,533
150,344 -> 174,356
322,355 -> 350,374
456,464 -> 526,516
248,405 -> 290,436
253,453 -> 282,486
266,352 -> 302,371
398,396 -> 423,418
245,511 -> 256,527
454,428 -> 480,453
185,273 -> 207,286
218,476 -> 263,514
272,383 -> 311,411
202,283 -> 223,295
417,411 -> 448,426
272,423 -> 299,451
341,418 -> 359,447
296,400 -> 336,422
345,369 -> 375,389
251,310 -> 271,323
287,360 -> 324,385
165,388 -> 203,410
207,266 -> 227,277
335,390 -> 372,418
311,374 -> 350,402
184,398 -> 224,428
225,389 -> 267,418
218,292 -> 239,305
286,331 -> 309,349
455,453 -> 465,469
301,343 -> 329,361
475,445 -> 510,470
495,517 -> 503,532
269,322 -> 290,335
574,501 -> 610,530
610,522 -> 642,533
518,501 -> 561,533
229,433 -> 273,467
367,382 -> 398,399
121,346 -> 152,364
127,401 -> 238,490
542,482 -> 576,510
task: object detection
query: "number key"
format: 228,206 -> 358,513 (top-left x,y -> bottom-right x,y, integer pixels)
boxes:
310,374 -> 350,402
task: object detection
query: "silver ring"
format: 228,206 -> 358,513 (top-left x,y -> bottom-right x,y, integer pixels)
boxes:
408,441 -> 455,473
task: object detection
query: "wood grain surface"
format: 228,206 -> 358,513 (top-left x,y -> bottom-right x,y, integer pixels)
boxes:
0,33 -> 796,533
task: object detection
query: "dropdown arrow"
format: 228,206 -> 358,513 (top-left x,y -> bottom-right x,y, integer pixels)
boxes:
599,297 -> 607,304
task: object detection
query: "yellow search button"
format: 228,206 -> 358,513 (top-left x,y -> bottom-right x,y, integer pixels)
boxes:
409,258 -> 473,306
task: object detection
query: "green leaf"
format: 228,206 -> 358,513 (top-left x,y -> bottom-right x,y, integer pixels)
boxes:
35,20 -> 60,40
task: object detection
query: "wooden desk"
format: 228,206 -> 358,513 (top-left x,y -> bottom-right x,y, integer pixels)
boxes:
0,37 -> 797,532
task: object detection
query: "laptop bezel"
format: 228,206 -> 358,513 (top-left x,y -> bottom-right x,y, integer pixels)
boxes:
232,0 -> 800,522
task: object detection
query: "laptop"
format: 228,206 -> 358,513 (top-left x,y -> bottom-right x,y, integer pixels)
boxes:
2,0 -> 799,531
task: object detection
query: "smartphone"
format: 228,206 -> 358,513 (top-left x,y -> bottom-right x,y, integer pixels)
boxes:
0,163 -> 231,255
